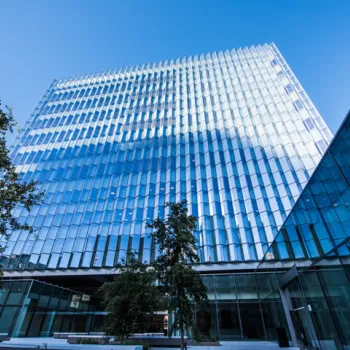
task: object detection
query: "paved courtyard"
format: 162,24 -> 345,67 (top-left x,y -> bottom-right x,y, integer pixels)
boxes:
0,338 -> 299,350
0,337 -> 140,350
212,341 -> 297,350
158,341 -> 298,350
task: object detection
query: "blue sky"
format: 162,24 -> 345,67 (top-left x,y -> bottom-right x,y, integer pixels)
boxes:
1,0 -> 349,141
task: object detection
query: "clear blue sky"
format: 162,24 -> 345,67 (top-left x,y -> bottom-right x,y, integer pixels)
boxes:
1,0 -> 349,140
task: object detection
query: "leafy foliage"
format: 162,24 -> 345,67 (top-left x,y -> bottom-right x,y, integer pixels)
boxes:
100,252 -> 161,343
147,200 -> 209,350
142,342 -> 150,350
0,104 -> 43,264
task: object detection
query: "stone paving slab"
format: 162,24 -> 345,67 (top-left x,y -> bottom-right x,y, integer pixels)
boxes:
219,341 -> 298,350
156,341 -> 298,350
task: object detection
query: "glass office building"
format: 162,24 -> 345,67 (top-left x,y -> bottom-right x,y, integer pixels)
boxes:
0,43 -> 339,342
0,43 -> 331,271
256,111 -> 350,349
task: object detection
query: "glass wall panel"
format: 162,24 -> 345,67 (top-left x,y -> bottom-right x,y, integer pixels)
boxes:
316,256 -> 350,348
235,274 -> 259,301
15,309 -> 34,337
51,315 -> 64,333
214,275 -> 236,301
40,312 -> 56,337
217,303 -> 241,340
0,281 -> 12,304
196,304 -> 218,339
0,279 -> 101,337
0,306 -> 20,334
288,278 -> 320,349
201,275 -> 215,300
299,269 -> 341,349
260,294 -> 289,342
6,281 -> 30,305
238,302 -> 265,340
256,273 -> 278,299
27,313 -> 46,336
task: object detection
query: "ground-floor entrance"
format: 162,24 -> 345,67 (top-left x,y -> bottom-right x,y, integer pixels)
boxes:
1,263 -> 350,350
281,274 -> 346,350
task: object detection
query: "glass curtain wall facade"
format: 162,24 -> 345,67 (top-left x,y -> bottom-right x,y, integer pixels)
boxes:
0,43 -> 332,273
0,274 -> 287,340
197,273 -> 289,341
256,111 -> 350,349
0,279 -> 102,337
0,274 -> 286,340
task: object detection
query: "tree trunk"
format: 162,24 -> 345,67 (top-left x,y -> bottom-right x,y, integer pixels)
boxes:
180,328 -> 185,350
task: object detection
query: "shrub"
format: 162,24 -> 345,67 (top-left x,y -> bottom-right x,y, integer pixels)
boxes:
142,342 -> 150,350
210,335 -> 218,342
191,327 -> 204,343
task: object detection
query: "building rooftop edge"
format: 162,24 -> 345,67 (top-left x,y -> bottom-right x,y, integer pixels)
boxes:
53,43 -> 277,87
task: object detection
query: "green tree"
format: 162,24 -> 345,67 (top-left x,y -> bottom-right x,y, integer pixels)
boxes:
0,104 -> 43,268
100,252 -> 161,343
147,200 -> 209,350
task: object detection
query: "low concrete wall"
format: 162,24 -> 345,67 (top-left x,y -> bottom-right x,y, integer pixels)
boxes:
67,335 -> 109,344
54,333 -> 88,339
125,336 -> 220,347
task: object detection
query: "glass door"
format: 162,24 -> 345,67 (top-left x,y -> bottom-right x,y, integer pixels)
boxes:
287,279 -> 319,349
291,306 -> 318,350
